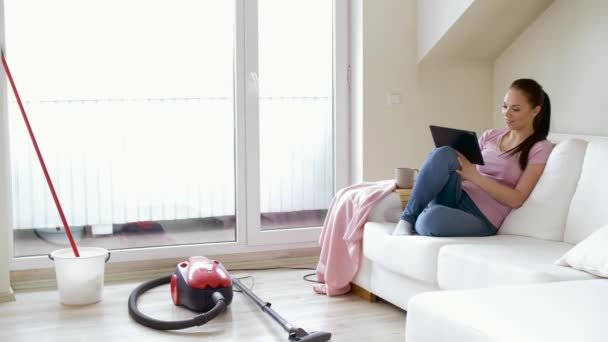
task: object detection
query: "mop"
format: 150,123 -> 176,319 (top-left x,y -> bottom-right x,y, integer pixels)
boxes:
1,48 -> 80,257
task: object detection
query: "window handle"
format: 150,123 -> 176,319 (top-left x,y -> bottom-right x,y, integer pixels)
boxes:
248,72 -> 259,93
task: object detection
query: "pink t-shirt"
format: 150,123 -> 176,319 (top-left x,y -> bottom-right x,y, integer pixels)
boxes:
461,129 -> 554,229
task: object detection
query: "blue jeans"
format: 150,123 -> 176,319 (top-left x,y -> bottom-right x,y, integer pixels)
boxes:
400,146 -> 497,237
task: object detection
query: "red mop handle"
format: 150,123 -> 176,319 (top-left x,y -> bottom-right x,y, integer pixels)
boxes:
1,50 -> 80,257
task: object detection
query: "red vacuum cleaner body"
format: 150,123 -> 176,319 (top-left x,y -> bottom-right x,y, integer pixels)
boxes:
170,256 -> 233,312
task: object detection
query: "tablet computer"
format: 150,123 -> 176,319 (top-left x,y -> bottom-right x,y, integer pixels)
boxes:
429,125 -> 485,165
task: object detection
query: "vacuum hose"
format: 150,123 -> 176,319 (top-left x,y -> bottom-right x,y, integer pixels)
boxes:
128,275 -> 227,330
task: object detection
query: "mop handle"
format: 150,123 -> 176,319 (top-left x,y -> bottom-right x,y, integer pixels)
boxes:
1,49 -> 80,257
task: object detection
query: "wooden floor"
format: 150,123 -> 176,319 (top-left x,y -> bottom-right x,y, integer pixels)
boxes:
0,269 -> 406,342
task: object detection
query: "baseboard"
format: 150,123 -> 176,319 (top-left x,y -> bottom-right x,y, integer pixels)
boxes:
11,247 -> 320,291
0,287 -> 15,303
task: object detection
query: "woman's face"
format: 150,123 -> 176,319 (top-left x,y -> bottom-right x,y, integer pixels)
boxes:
502,88 -> 541,131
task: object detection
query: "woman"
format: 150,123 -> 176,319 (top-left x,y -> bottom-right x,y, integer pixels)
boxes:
394,79 -> 554,237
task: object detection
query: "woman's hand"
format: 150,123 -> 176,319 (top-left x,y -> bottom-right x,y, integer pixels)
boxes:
455,152 -> 480,182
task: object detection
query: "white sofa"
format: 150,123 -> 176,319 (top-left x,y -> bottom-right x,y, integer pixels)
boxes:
352,133 -> 608,341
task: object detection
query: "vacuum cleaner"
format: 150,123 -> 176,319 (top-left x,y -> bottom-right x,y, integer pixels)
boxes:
128,256 -> 331,342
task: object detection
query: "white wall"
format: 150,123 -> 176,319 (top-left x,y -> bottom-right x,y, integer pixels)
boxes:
0,0 -> 15,301
359,0 -> 492,181
417,0 -> 473,62
494,0 -> 608,135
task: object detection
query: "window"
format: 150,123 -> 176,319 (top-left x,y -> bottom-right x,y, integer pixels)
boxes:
1,0 -> 348,268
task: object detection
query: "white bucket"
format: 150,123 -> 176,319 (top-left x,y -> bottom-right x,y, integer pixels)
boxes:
49,247 -> 111,305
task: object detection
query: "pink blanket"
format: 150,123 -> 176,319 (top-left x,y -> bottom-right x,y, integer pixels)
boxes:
314,180 -> 396,296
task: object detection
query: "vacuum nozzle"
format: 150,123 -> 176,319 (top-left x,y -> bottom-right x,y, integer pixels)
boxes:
289,328 -> 331,342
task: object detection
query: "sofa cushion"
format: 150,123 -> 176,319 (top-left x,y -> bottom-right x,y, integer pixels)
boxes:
406,279 -> 608,342
363,222 -> 512,284
499,139 -> 587,241
564,140 -> 608,244
556,223 -> 608,278
438,236 -> 597,290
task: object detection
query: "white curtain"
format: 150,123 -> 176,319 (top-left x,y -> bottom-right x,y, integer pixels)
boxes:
8,97 -> 333,229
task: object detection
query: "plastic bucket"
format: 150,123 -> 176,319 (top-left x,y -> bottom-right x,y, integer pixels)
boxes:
49,247 -> 111,305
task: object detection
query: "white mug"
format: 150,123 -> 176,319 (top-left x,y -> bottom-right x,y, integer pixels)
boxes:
395,167 -> 418,189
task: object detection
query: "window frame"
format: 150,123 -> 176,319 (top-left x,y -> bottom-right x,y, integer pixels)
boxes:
1,0 -> 350,270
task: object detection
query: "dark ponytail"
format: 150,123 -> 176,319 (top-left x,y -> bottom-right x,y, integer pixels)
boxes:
505,79 -> 551,170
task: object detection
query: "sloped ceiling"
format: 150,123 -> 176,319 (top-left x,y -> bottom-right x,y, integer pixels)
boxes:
419,0 -> 555,63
